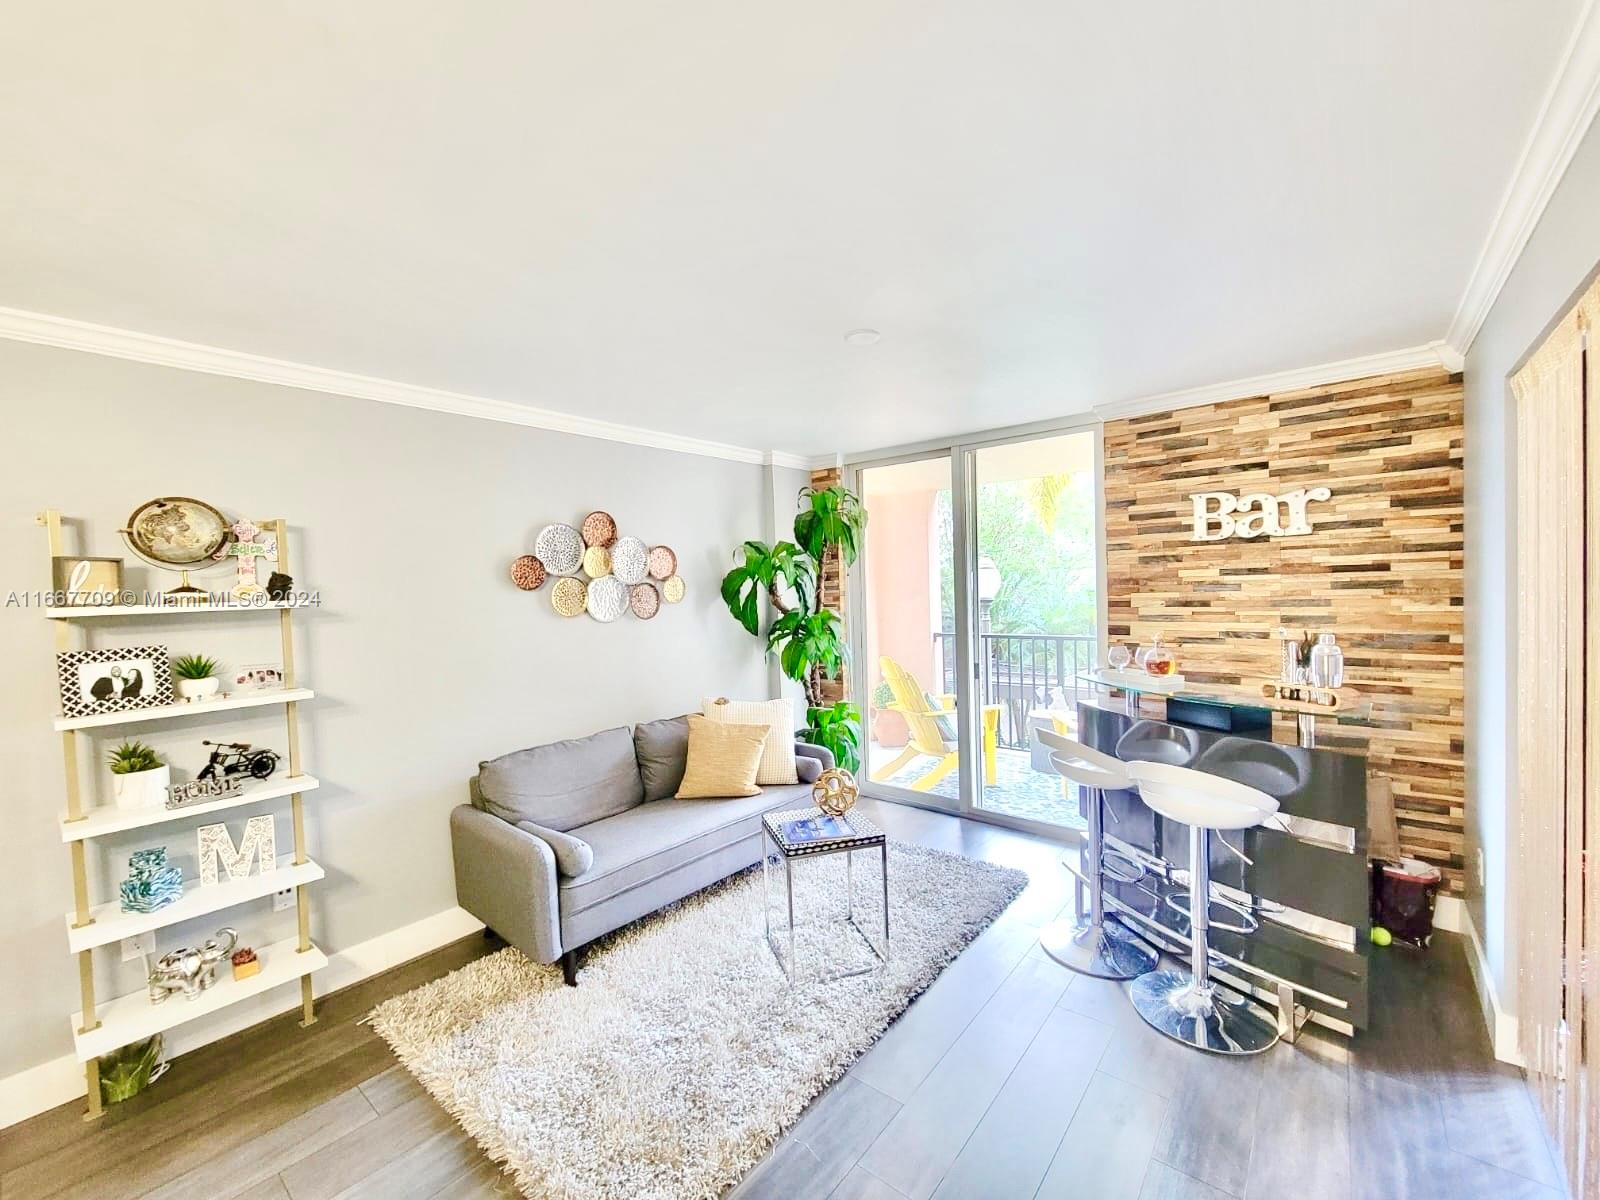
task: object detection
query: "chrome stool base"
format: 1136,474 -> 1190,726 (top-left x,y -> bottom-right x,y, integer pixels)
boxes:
1041,915 -> 1158,980
1129,968 -> 1280,1056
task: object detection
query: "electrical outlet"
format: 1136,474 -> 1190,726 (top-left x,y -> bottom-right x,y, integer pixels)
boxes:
121,931 -> 155,962
273,886 -> 295,912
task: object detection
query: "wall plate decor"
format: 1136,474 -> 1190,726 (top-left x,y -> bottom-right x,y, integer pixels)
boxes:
611,536 -> 649,584
57,646 -> 174,718
514,515 -> 681,623
581,511 -> 618,548
51,556 -> 124,605
551,576 -> 587,617
586,575 -> 628,622
647,546 -> 677,580
197,815 -> 276,885
629,582 -> 661,620
534,523 -> 584,575
510,554 -> 547,591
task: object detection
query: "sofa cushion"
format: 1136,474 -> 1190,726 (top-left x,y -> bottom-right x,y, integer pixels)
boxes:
559,783 -> 813,918
634,715 -> 689,802
477,726 -> 644,832
796,754 -> 823,783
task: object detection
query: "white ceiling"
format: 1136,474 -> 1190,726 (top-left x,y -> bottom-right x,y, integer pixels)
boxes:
0,3 -> 1585,457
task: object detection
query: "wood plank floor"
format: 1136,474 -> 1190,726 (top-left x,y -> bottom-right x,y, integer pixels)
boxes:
0,797 -> 1564,1200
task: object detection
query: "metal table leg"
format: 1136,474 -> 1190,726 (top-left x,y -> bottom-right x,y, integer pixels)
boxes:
880,841 -> 890,963
786,852 -> 796,982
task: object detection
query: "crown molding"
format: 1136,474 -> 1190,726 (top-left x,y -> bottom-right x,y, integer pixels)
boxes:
1446,0 -> 1600,355
761,450 -> 816,470
0,305 -> 807,469
1091,341 -> 1459,422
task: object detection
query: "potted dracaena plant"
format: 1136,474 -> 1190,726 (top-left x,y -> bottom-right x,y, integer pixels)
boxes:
172,654 -> 220,703
108,740 -> 169,809
720,485 -> 867,772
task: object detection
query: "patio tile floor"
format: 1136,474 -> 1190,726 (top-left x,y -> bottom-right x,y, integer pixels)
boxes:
870,744 -> 1086,829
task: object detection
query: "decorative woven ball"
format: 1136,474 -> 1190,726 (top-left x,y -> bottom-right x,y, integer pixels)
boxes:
551,576 -> 587,617
662,574 -> 686,603
510,555 -> 546,591
581,511 -> 618,548
611,536 -> 649,584
629,582 -> 661,619
534,523 -> 584,575
812,768 -> 859,817
582,545 -> 612,578
647,545 -> 677,580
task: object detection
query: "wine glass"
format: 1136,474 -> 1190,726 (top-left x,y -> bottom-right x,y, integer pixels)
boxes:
1107,644 -> 1131,672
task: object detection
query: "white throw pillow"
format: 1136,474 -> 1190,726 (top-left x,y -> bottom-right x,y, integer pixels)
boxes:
701,697 -> 798,785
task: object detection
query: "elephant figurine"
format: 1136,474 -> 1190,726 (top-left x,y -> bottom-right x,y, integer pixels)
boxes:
147,927 -> 238,1003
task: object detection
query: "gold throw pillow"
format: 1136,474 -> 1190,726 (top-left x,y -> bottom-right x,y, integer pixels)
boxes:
676,715 -> 768,799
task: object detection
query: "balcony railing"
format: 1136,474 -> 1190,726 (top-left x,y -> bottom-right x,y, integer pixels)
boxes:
933,631 -> 1099,750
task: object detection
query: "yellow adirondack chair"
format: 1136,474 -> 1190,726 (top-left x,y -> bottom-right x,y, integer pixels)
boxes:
871,656 -> 1001,792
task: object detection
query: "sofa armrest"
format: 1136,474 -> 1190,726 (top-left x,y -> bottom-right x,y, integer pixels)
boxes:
450,804 -> 563,964
794,740 -> 836,771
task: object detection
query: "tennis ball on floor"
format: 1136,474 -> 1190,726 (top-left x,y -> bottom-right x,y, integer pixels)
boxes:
1370,926 -> 1392,947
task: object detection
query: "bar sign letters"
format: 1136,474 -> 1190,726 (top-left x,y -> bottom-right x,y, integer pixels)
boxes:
1189,487 -> 1332,541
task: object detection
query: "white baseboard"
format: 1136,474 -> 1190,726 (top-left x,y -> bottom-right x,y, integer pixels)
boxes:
1455,902 -> 1523,1067
0,905 -> 484,1130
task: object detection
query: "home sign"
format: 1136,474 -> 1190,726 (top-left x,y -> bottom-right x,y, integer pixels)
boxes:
1189,487 -> 1332,541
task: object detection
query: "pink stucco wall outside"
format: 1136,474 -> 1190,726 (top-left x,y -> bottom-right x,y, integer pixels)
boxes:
862,488 -> 942,696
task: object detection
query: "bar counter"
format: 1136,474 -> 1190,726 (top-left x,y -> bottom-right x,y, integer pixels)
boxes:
1070,691 -> 1372,1033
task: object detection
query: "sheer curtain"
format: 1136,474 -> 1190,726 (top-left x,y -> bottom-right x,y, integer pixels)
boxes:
1513,275 -> 1598,1197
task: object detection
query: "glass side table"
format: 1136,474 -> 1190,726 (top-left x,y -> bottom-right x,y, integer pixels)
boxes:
761,807 -> 889,984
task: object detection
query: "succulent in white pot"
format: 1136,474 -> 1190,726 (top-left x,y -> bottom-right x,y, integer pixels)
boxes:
172,654 -> 221,703
108,741 -> 170,809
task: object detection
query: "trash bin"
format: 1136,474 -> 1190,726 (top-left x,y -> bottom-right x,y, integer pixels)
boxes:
1370,858 -> 1442,948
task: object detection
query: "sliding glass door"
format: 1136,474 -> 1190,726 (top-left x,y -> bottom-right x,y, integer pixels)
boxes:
855,453 -> 963,811
851,423 -> 1104,833
968,429 -> 1102,828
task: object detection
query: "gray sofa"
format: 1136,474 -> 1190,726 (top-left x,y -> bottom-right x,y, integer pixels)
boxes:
451,715 -> 831,984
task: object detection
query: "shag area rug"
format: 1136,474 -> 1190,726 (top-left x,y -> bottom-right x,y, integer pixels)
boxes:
368,841 -> 1027,1200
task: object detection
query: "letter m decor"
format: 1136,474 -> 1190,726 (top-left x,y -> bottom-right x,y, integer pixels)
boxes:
197,815 -> 277,884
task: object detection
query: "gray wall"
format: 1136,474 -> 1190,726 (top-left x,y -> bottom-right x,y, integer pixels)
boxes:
0,338 -> 808,1079
1465,116 -> 1600,1015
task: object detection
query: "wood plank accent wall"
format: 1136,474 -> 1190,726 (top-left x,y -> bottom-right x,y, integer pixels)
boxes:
810,464 -> 848,704
1104,367 -> 1466,892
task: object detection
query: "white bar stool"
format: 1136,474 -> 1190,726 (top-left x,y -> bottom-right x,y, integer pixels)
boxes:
1124,760 -> 1281,1056
1036,728 -> 1158,980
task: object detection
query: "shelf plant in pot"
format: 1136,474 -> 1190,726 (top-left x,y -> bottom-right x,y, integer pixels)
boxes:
172,654 -> 220,703
720,485 -> 867,772
108,741 -> 170,810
